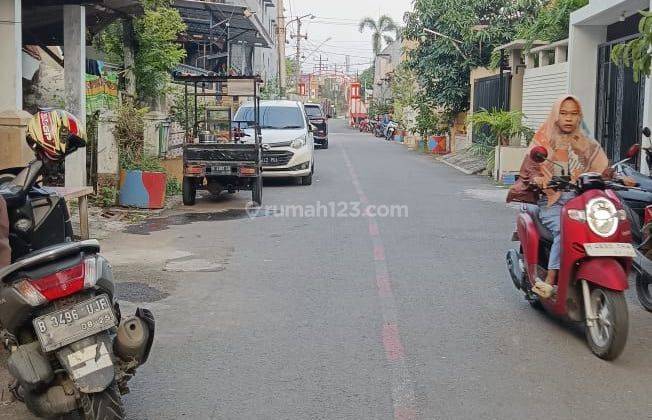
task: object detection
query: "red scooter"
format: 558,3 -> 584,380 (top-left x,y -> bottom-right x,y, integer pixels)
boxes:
507,146 -> 636,360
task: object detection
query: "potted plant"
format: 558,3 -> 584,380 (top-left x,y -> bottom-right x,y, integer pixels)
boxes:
114,101 -> 167,209
467,109 -> 534,178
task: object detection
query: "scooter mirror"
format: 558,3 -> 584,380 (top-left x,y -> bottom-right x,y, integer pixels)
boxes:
643,127 -> 651,138
530,146 -> 548,164
626,143 -> 641,159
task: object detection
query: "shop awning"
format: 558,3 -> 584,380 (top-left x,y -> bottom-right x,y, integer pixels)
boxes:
22,0 -> 143,45
174,0 -> 274,48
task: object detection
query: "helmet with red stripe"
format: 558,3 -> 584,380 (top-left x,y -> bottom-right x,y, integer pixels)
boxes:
26,109 -> 87,161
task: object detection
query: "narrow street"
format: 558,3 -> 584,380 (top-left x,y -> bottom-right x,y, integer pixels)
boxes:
5,120 -> 652,419
110,119 -> 652,419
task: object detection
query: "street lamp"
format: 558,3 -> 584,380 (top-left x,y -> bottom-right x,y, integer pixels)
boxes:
285,13 -> 315,30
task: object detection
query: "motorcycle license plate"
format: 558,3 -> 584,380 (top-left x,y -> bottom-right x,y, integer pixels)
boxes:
584,242 -> 636,258
33,295 -> 117,352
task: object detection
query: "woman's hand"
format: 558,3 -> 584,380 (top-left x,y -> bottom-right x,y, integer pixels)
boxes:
533,176 -> 549,189
601,167 -> 616,179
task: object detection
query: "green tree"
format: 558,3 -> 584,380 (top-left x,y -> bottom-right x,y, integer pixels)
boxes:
403,0 -> 538,116
358,15 -> 399,55
515,0 -> 588,50
285,57 -> 299,91
611,11 -> 652,82
358,65 -> 374,95
390,64 -> 419,132
95,0 -> 186,103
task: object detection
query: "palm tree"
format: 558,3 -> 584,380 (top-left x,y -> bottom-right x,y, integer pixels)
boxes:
358,15 -> 399,55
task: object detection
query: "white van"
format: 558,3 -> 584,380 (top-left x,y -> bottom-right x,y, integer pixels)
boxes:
234,100 -> 315,185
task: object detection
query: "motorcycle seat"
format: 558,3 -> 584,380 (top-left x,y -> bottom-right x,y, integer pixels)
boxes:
522,205 -> 554,242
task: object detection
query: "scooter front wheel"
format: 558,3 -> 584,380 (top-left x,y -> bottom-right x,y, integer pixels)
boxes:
585,288 -> 628,360
635,272 -> 652,312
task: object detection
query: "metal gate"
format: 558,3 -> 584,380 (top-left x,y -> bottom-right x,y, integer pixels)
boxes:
472,74 -> 511,141
596,36 -> 646,163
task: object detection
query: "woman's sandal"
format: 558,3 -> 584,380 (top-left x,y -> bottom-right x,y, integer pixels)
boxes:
532,280 -> 556,299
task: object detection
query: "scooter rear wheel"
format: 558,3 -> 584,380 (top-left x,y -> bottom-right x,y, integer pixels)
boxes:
79,383 -> 125,420
585,288 -> 628,360
635,272 -> 652,312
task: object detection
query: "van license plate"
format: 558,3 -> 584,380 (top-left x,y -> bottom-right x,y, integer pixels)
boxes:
211,165 -> 231,174
33,295 -> 117,352
584,243 -> 636,258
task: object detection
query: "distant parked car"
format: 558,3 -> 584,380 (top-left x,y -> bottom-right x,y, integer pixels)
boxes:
304,103 -> 330,149
234,100 -> 315,185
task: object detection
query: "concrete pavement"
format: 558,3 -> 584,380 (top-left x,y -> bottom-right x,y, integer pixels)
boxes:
3,119 -> 652,419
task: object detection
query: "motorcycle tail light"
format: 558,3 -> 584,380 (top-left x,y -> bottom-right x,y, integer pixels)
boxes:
14,260 -> 92,304
83,257 -> 98,288
14,280 -> 47,306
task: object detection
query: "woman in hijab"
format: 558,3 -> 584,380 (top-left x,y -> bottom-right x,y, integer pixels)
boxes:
507,95 -> 611,299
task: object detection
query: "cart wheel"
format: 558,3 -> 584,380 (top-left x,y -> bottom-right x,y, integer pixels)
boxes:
183,177 -> 196,206
252,176 -> 262,205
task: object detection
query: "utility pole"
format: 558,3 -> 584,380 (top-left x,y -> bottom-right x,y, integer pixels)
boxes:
315,54 -> 329,75
292,19 -> 308,93
345,55 -> 350,75
276,0 -> 286,96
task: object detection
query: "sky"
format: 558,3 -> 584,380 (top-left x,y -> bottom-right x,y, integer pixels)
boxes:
284,0 -> 414,75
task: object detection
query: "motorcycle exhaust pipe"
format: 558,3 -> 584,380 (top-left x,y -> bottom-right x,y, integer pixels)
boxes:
114,308 -> 155,365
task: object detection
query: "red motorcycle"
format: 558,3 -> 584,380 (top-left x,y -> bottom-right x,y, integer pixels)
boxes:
507,146 -> 636,360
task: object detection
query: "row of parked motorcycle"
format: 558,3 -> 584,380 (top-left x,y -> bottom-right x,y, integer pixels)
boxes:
358,117 -> 398,141
507,127 -> 652,361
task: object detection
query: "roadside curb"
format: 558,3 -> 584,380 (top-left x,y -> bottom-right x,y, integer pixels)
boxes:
437,156 -> 479,175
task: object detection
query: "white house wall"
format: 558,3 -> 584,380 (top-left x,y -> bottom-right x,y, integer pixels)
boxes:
522,63 -> 569,130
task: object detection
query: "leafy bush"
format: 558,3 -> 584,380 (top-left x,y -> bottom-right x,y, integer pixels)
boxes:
113,101 -> 149,170
166,177 -> 182,196
468,132 -> 496,172
93,186 -> 118,208
467,109 -> 532,146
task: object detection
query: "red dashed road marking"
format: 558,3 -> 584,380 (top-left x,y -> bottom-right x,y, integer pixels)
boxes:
374,244 -> 386,261
342,147 -> 417,420
382,323 -> 406,361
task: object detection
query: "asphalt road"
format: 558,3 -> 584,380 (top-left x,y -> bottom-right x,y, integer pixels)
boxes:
5,119 -> 652,419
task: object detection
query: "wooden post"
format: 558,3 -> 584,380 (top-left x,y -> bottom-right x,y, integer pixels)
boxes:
78,195 -> 89,240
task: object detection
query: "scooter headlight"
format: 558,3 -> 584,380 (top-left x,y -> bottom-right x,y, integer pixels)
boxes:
586,198 -> 619,237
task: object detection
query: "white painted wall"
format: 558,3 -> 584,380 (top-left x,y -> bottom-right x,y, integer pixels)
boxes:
522,63 -> 569,130
0,0 -> 22,110
567,25 -> 605,133
568,0 -> 652,173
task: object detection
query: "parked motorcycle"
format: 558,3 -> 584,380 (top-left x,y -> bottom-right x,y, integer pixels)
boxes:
613,127 -> 652,311
0,113 -> 154,419
507,146 -> 635,360
374,120 -> 386,138
358,119 -> 370,133
385,121 -> 398,141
